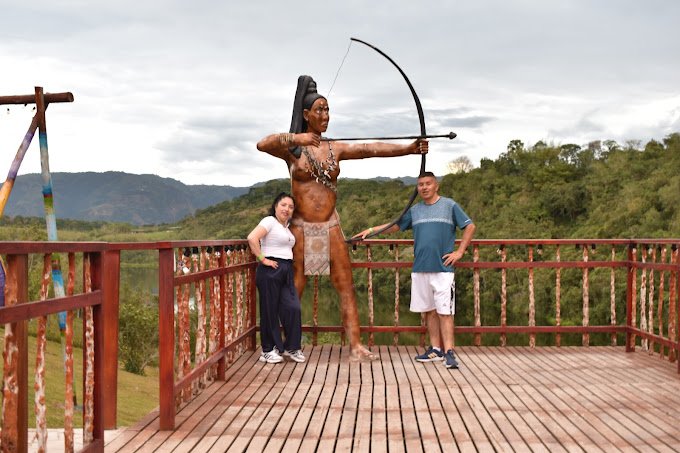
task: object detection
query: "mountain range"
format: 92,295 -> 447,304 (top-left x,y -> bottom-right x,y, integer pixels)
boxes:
3,172 -> 418,225
3,172 -> 249,225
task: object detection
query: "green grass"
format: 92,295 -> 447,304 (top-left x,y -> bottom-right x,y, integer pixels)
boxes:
1,327 -> 158,429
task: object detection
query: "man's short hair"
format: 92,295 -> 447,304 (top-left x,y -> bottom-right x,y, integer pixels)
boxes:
418,171 -> 437,179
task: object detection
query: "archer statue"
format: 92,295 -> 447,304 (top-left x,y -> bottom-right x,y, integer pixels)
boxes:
256,75 -> 428,360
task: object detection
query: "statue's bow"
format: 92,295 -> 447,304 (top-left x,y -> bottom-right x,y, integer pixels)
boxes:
346,37 -> 430,241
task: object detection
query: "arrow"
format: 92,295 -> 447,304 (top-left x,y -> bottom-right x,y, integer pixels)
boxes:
321,131 -> 456,142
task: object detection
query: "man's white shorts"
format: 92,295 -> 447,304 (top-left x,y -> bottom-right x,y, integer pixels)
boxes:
410,272 -> 456,315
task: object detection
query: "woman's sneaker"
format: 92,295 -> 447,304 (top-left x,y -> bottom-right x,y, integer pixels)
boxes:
444,349 -> 459,369
415,346 -> 444,362
259,348 -> 283,363
283,349 -> 306,363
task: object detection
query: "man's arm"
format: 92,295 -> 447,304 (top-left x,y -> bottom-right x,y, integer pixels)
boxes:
352,223 -> 400,240
443,223 -> 476,267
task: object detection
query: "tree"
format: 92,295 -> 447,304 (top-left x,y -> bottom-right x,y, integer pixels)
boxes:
446,156 -> 474,174
118,288 -> 159,375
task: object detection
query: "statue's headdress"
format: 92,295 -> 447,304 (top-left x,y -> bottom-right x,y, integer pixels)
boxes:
288,75 -> 325,158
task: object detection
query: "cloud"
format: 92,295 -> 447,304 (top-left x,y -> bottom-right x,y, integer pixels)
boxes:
1,0 -> 679,186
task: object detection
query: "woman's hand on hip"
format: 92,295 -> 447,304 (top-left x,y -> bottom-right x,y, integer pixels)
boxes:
262,258 -> 278,269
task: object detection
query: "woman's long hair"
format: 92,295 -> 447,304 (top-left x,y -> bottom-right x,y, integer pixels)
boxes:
268,192 -> 295,217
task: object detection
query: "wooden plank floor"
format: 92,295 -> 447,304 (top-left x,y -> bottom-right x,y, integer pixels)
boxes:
107,346 -> 680,452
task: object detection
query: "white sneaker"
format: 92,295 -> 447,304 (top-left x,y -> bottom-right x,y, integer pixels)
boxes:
283,349 -> 306,363
259,348 -> 283,363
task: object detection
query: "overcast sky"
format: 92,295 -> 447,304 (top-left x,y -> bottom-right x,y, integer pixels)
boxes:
1,1 -> 679,187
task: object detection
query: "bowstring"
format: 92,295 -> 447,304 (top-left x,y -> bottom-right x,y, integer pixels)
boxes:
326,39 -> 353,99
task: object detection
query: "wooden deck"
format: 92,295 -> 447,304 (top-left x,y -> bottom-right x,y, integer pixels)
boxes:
106,346 -> 680,452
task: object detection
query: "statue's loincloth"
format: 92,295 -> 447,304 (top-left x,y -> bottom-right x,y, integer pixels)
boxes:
291,212 -> 342,276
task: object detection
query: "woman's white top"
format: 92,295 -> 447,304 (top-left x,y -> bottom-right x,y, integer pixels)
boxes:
258,216 -> 295,259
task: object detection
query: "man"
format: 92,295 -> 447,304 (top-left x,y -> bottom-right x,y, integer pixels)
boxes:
354,171 -> 475,368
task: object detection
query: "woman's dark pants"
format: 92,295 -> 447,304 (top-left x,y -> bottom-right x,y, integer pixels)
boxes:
256,258 -> 302,353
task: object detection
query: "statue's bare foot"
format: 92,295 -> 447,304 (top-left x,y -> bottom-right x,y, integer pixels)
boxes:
349,344 -> 378,361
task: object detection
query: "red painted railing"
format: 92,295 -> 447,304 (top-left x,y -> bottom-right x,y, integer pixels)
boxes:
1,238 -> 679,448
0,242 -> 114,453
149,241 -> 257,431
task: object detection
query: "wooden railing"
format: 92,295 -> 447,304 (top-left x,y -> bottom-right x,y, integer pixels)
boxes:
345,239 -> 679,363
0,242 -> 116,453
1,238 -> 679,448
151,241 -> 257,431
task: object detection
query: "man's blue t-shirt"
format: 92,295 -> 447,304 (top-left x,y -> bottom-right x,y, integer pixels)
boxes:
397,196 -> 473,273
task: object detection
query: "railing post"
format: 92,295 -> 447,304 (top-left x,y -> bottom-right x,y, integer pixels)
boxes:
101,248 -> 120,429
473,244 -> 480,346
367,244 -> 374,347
158,247 -> 176,430
582,245 -> 590,347
1,254 -> 29,453
217,248 -> 227,380
674,244 -> 680,373
626,243 -> 635,352
528,246 -> 536,348
88,252 -> 105,447
248,254 -> 258,350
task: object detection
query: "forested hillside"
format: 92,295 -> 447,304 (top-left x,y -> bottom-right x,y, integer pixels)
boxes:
2,133 -> 678,241
177,133 -> 680,240
2,133 -> 678,352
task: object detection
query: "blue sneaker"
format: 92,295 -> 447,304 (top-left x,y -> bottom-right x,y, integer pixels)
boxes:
415,346 -> 444,362
444,349 -> 459,369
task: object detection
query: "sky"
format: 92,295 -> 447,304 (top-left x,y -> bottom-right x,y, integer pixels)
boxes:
1,1 -> 679,188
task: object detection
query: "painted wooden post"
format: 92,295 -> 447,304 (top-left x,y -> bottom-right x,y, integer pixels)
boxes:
500,245 -> 507,347
555,245 -> 561,347
34,87 -> 67,310
367,244 -> 374,347
217,247 -> 227,380
657,246 -> 666,357
393,244 -> 400,346
209,249 -> 219,379
626,244 -> 635,352
226,248 -> 234,361
0,90 -> 73,217
528,246 -> 535,348
158,247 -> 176,430
673,245 -> 680,370
1,254 -> 29,453
235,249 -> 244,354
82,255 -> 95,444
610,246 -> 617,346
88,252 -> 105,449
193,248 -> 206,390
0,116 -> 38,217
473,245 -> 481,346
248,249 -> 258,350
648,247 -> 656,355
65,253 -> 76,452
33,254 -> 51,451
313,276 -> 319,346
640,247 -> 648,351
582,245 -> 590,347
102,249 -> 120,428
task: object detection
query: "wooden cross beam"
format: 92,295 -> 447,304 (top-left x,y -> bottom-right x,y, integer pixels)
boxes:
0,91 -> 74,105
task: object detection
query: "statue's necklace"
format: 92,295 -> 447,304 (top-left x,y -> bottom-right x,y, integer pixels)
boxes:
301,143 -> 337,192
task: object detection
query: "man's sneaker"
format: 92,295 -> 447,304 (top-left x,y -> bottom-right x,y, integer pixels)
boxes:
415,346 -> 444,362
283,349 -> 306,363
259,348 -> 283,363
444,349 -> 459,369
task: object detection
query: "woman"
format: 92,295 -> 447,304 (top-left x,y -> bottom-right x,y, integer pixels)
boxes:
256,75 -> 427,360
247,192 -> 304,363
